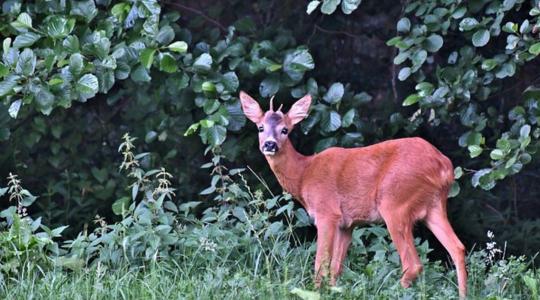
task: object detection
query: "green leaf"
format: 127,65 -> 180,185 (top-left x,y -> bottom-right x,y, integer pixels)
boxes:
156,25 -> 175,45
16,48 -> 36,76
159,53 -> 177,73
471,168 -> 493,189
459,18 -> 479,31
168,41 -> 188,53
481,59 -> 498,71
259,75 -> 280,98
184,123 -> 200,136
472,29 -> 490,47
490,149 -> 504,160
290,288 -> 321,300
201,124 -> 227,146
0,63 -> 8,77
341,0 -> 362,14
451,7 -> 467,19
70,0 -> 98,23
63,35 -> 80,53
306,1 -> 321,14
77,74 -> 99,100
145,131 -> 158,143
222,72 -> 239,92
502,0 -> 517,11
495,62 -> 516,78
13,32 -> 41,48
503,22 -> 518,33
35,87 -> 55,114
11,13 -> 33,32
528,42 -> 540,55
51,225 -> 68,237
69,53 -> 84,75
523,86 -> 540,99
522,275 -> 538,298
454,166 -> 463,179
448,182 -> 460,198
397,18 -> 411,33
520,124 -> 531,138
402,94 -> 421,106
8,99 -> 22,118
411,50 -> 427,68
226,102 -> 246,131
0,76 -> 18,97
131,65 -> 151,82
3,38 -> 11,55
323,82 -> 344,104
283,49 -> 314,81
321,110 -> 341,132
342,109 -> 355,127
468,145 -> 483,158
91,167 -> 108,183
424,34 -> 443,52
193,53 -> 213,72
202,82 -> 217,98
140,48 -> 156,69
320,0 -> 341,15
353,92 -> 372,104
45,16 -> 72,39
398,67 -> 411,81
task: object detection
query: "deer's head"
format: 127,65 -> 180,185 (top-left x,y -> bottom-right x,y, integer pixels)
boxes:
239,91 -> 312,156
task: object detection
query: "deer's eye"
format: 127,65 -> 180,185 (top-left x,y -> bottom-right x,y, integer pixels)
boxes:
258,126 -> 264,132
281,128 -> 288,135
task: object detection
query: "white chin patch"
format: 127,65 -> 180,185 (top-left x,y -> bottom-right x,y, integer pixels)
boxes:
263,150 -> 276,156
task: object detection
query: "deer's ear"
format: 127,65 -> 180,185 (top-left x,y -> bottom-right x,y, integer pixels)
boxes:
287,94 -> 312,125
239,91 -> 263,123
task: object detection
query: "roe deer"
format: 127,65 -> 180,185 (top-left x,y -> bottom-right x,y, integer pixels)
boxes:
239,91 -> 467,298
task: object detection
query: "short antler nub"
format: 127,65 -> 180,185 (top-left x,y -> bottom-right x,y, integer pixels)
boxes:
269,95 -> 275,111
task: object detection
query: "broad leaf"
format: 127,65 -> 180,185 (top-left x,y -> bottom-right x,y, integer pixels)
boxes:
8,99 -> 22,118
323,82 -> 344,104
168,41 -> 188,53
193,53 -> 213,72
140,48 -> 156,69
472,29 -> 490,47
321,0 -> 340,14
13,32 -> 41,48
77,74 -> 99,100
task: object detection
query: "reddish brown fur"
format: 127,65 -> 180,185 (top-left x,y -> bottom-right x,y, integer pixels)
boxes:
239,91 -> 467,298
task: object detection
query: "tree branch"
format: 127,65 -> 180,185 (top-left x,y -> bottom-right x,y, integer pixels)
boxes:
313,24 -> 360,39
163,1 -> 227,32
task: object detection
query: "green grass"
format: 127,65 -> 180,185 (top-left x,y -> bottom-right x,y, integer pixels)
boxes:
1,243 -> 538,300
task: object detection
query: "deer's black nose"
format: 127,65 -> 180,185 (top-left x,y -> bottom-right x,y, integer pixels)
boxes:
263,141 -> 278,153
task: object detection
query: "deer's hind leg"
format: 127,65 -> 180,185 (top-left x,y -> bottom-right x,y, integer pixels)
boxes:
425,199 -> 467,298
379,201 -> 423,288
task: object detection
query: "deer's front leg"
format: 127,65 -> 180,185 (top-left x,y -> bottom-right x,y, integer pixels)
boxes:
314,217 -> 338,287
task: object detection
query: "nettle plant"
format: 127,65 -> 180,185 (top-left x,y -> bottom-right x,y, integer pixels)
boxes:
64,133 -> 181,267
0,173 -> 66,276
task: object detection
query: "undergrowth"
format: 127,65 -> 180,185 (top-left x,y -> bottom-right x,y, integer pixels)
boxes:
0,134 -> 538,299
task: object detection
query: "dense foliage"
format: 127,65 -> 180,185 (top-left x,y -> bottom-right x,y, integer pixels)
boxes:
1,0 -> 540,295
1,138 -> 539,298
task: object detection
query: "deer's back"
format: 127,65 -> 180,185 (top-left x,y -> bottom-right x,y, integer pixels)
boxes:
299,137 -> 454,225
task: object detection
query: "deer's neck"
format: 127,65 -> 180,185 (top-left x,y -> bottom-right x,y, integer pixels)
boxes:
265,139 -> 312,206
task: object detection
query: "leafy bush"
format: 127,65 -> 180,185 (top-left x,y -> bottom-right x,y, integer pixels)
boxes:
0,173 -> 66,277
0,135 -> 538,299
1,0 -> 540,279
